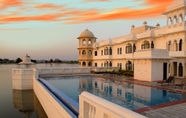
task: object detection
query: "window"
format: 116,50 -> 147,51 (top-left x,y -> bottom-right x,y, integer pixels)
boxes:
82,50 -> 86,55
133,44 -> 136,52
82,39 -> 86,44
95,63 -> 97,67
88,39 -> 91,44
117,48 -> 122,55
151,41 -> 154,49
120,48 -> 122,54
126,43 -> 132,54
88,62 -> 92,66
82,62 -> 86,66
104,47 -> 108,55
168,41 -> 171,51
141,41 -> 150,49
109,47 -> 112,55
126,61 -> 132,71
101,50 -> 103,56
88,50 -> 92,55
179,39 -> 182,51
95,51 -> 97,56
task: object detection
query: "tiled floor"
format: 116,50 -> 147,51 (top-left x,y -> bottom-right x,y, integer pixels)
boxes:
99,74 -> 186,118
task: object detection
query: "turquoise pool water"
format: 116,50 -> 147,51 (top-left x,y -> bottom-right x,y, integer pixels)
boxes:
45,76 -> 186,110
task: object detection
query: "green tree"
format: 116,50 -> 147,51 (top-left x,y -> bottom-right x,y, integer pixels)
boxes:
15,58 -> 22,63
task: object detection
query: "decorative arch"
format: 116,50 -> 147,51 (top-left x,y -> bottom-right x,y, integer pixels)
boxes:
88,39 -> 91,44
82,62 -> 86,66
173,16 -> 177,24
173,40 -> 177,51
82,39 -> 86,44
179,14 -> 183,22
104,47 -> 108,55
179,63 -> 183,77
168,41 -> 171,51
82,50 -> 86,55
126,61 -> 132,71
126,43 -> 132,54
88,50 -> 92,55
133,44 -> 136,52
168,17 -> 172,25
141,40 -> 150,49
179,39 -> 182,51
88,62 -> 92,66
109,47 -> 112,55
109,61 -> 112,67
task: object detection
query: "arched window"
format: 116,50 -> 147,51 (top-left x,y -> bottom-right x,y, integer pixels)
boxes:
82,50 -> 86,55
168,17 -> 172,25
133,44 -> 136,52
104,61 -> 108,67
151,41 -> 154,49
168,41 -> 171,51
88,39 -> 91,44
104,47 -> 108,55
126,43 -> 132,54
88,50 -> 92,55
101,50 -> 103,56
141,40 -> 150,49
179,63 -> 183,77
179,39 -> 182,51
126,61 -> 132,71
94,63 -> 97,67
109,47 -> 112,55
109,61 -> 112,67
82,39 -> 86,44
173,16 -> 177,24
173,40 -> 177,51
179,14 -> 183,22
88,62 -> 92,66
82,62 -> 86,66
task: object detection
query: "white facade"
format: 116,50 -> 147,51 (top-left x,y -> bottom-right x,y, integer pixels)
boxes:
77,0 -> 186,81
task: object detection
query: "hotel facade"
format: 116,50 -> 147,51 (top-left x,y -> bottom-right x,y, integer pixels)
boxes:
77,0 -> 186,81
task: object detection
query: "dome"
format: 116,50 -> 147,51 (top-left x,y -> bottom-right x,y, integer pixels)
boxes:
19,54 -> 35,65
165,0 -> 186,13
79,29 -> 95,38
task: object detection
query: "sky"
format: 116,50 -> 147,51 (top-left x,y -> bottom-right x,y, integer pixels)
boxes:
0,0 -> 174,60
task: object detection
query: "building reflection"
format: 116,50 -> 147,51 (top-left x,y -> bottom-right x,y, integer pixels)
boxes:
12,90 -> 48,118
78,77 -> 186,109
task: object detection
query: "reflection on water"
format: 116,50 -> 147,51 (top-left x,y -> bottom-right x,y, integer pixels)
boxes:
13,90 -> 36,118
0,64 -> 77,118
46,76 -> 186,110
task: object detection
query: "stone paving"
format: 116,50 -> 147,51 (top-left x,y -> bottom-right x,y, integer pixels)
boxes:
99,74 -> 186,118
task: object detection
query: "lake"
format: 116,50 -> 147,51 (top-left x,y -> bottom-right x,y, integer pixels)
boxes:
0,63 -> 78,118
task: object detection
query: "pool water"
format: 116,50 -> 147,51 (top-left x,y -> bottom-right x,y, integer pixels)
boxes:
45,76 -> 186,110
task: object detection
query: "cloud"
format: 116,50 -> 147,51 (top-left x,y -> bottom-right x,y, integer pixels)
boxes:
83,0 -> 109,2
0,0 -> 174,24
34,3 -> 63,9
0,0 -> 22,9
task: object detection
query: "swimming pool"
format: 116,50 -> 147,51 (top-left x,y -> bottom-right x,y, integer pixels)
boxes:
45,76 -> 186,110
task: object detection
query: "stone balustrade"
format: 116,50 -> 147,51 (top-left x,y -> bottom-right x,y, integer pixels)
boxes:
79,92 -> 147,118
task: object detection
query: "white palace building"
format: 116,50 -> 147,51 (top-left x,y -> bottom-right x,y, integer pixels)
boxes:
77,0 -> 186,82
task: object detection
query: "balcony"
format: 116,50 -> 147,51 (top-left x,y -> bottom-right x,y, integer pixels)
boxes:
133,49 -> 170,59
169,51 -> 186,57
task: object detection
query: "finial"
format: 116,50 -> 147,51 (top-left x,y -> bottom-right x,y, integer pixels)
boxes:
143,21 -> 147,25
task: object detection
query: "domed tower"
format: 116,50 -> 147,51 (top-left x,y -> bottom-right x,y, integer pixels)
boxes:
77,29 -> 97,67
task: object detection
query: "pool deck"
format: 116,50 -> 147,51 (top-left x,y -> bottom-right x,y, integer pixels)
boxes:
98,74 -> 186,118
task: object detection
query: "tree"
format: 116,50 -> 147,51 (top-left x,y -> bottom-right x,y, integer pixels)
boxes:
15,58 -> 22,63
50,59 -> 53,63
